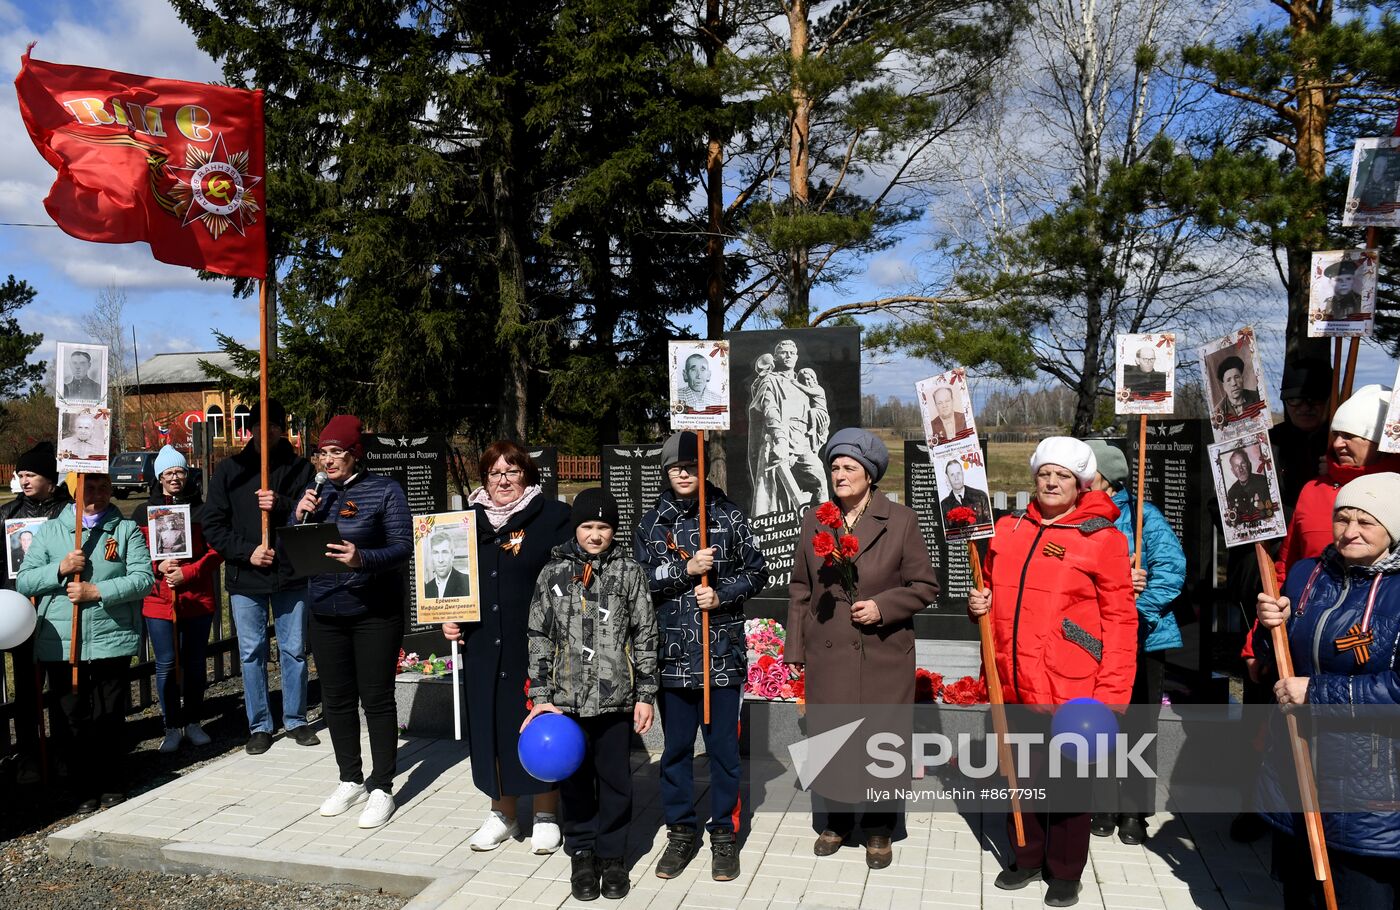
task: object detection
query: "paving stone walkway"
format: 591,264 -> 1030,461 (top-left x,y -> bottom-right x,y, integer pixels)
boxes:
48,731 -> 1284,909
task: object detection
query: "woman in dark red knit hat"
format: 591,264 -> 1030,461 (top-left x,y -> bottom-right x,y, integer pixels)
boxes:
293,415 -> 412,829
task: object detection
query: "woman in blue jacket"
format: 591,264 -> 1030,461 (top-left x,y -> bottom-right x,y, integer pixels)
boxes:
293,416 -> 412,830
1255,472 -> 1400,908
1086,441 -> 1186,845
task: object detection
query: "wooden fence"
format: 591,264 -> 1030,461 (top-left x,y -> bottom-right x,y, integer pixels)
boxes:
557,454 -> 601,481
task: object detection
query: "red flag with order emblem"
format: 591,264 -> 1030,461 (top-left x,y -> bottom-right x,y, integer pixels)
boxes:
15,47 -> 266,279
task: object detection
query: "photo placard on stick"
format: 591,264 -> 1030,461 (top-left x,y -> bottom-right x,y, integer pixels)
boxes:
57,405 -> 110,473
934,437 -> 995,541
148,504 -> 193,560
1114,333 -> 1175,415
413,511 -> 480,624
1343,137 -> 1400,228
916,368 -> 978,447
1382,365 -> 1400,453
5,517 -> 46,577
55,341 -> 108,408
1308,250 -> 1378,338
669,340 -> 730,430
1198,327 -> 1272,443
1208,432 -> 1287,547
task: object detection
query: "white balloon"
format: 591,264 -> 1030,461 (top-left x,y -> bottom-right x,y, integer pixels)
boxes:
0,588 -> 37,650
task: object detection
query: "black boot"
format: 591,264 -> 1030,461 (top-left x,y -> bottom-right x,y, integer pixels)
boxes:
994,864 -> 1043,890
1089,812 -> 1115,837
654,825 -> 700,879
1044,877 -> 1082,907
710,827 -> 740,881
571,851 -> 600,901
1116,814 -> 1147,845
599,857 -> 629,899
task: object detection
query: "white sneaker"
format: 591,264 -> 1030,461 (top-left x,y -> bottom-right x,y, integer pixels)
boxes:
469,810 -> 520,851
319,781 -> 368,817
357,790 -> 395,829
158,728 -> 183,754
184,722 -> 211,746
531,813 -> 561,854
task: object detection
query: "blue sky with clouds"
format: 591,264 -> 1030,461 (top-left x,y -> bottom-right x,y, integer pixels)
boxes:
1,0 -> 1395,411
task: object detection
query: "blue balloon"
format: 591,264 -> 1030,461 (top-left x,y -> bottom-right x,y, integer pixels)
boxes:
1051,697 -> 1119,763
518,712 -> 586,782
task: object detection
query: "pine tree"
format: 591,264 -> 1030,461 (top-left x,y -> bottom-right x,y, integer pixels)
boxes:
0,276 -> 47,433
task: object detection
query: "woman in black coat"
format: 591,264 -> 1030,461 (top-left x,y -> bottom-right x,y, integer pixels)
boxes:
443,441 -> 571,854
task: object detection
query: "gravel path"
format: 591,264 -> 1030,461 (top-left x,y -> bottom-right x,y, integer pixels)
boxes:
0,671 -> 407,910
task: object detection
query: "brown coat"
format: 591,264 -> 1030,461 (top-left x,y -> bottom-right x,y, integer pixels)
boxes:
786,491 -> 939,706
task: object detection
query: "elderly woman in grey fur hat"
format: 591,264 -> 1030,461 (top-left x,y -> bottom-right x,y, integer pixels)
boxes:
786,427 -> 939,870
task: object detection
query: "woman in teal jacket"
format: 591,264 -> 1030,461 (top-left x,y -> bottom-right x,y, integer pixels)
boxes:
1085,441 -> 1186,845
18,473 -> 154,810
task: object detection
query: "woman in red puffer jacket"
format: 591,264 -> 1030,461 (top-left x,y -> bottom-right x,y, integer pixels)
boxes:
134,446 -> 222,754
968,436 -> 1137,908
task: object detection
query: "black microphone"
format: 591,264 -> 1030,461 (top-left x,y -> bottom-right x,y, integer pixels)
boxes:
301,471 -> 329,524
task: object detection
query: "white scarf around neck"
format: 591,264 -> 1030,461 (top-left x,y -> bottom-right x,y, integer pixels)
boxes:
469,484 -> 543,530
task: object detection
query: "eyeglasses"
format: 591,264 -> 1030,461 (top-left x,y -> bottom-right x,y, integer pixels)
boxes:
488,469 -> 523,482
667,463 -> 698,477
320,447 -> 350,459
161,469 -> 188,479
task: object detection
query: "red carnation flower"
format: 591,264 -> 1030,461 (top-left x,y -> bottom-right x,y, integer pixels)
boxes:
914,668 -> 945,703
946,506 -> 978,528
839,534 -> 859,558
815,501 -> 843,529
756,654 -> 777,671
942,674 -> 989,705
812,531 -> 836,559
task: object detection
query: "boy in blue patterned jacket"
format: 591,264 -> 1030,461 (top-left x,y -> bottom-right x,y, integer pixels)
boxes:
633,431 -> 767,882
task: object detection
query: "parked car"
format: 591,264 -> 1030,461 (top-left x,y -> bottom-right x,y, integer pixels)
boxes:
110,451 -> 156,498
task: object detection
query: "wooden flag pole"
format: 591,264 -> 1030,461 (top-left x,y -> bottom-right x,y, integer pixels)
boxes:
1134,416 -> 1147,569
1254,543 -> 1337,910
697,429 -> 711,725
68,479 -> 84,688
258,279 -> 271,548
969,543 -> 1024,847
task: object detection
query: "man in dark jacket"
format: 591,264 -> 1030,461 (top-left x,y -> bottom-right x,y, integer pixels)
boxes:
202,400 -> 319,755
1,442 -> 72,783
634,431 -> 767,883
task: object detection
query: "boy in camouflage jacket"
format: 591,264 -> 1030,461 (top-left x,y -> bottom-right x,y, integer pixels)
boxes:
524,488 -> 657,902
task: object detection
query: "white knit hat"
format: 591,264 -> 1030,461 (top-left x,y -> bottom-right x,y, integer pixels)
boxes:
1030,436 -> 1098,490
1334,472 -> 1400,544
1331,384 -> 1392,444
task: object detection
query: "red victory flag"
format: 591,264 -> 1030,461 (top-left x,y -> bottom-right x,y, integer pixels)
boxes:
15,48 -> 266,279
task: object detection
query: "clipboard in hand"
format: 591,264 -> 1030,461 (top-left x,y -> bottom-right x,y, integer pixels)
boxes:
275,523 -> 353,577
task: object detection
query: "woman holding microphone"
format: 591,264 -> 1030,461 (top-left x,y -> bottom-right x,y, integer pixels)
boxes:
293,416 -> 412,829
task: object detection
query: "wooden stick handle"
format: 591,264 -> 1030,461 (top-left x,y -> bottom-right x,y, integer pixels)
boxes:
259,279 -> 271,549
697,430 -> 711,726
1328,337 -> 1342,419
1254,542 -> 1336,907
970,543 -> 1024,847
1134,416 -> 1146,570
1341,338 -> 1360,403
69,479 -> 84,688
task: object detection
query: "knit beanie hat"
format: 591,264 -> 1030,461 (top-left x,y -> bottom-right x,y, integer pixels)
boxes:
153,444 -> 187,477
15,441 -> 58,484
1331,385 -> 1391,444
571,487 -> 619,530
319,415 -> 364,457
1030,436 -> 1098,490
661,431 -> 700,470
821,428 -> 890,483
1084,439 -> 1129,488
1334,472 -> 1400,544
